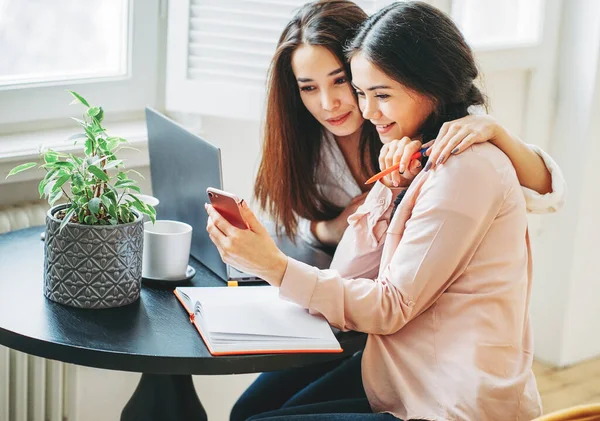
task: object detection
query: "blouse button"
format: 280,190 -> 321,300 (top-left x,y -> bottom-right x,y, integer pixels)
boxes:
378,199 -> 385,205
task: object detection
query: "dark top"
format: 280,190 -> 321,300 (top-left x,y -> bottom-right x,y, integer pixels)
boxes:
0,227 -> 365,375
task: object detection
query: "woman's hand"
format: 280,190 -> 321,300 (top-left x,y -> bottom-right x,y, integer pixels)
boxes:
205,200 -> 288,286
378,137 -> 424,188
425,114 -> 499,171
312,192 -> 369,246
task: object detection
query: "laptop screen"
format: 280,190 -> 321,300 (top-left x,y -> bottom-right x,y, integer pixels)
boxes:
145,107 -> 228,281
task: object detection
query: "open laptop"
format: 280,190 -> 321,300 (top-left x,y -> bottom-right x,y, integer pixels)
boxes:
145,107 -> 260,282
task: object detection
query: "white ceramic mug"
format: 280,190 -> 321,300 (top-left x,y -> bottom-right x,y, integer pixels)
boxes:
142,220 -> 192,280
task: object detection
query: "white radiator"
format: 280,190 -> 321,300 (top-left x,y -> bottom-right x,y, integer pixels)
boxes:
0,201 -> 75,421
0,347 -> 75,421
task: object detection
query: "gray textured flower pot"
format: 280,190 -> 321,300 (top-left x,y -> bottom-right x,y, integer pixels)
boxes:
43,204 -> 144,309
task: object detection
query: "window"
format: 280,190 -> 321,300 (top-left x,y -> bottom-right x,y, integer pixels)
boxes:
451,0 -> 545,49
0,0 -> 162,127
0,0 -> 128,87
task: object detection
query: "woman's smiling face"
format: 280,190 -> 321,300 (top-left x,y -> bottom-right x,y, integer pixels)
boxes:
291,45 -> 364,138
350,52 -> 435,144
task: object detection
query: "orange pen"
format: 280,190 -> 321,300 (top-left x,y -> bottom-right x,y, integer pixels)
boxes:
365,147 -> 429,185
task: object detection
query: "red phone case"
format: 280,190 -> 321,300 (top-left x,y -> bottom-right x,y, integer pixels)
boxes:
207,188 -> 248,230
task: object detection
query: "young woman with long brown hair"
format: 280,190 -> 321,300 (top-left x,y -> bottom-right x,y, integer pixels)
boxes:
254,0 -> 564,250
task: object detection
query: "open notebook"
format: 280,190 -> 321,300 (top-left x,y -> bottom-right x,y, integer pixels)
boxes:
174,286 -> 342,356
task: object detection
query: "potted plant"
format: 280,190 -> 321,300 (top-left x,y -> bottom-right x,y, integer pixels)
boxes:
7,91 -> 156,309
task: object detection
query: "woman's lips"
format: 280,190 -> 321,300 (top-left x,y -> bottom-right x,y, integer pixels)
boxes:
326,112 -> 352,126
375,122 -> 396,134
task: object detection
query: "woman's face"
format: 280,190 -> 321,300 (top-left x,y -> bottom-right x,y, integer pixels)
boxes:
350,53 -> 435,144
291,45 -> 364,138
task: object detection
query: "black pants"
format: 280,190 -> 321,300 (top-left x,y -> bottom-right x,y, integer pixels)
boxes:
231,351 -> 402,421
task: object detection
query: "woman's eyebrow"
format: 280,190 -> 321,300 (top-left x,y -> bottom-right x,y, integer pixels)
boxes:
367,85 -> 391,90
297,68 -> 344,83
351,82 -> 391,91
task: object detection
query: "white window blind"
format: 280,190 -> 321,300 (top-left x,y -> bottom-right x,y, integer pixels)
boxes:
165,0 -> 398,121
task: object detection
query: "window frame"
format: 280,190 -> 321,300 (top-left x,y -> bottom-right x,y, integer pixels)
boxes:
0,0 -> 163,129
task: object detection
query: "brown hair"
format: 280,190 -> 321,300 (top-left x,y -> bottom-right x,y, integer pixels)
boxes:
346,1 -> 487,142
254,0 -> 380,239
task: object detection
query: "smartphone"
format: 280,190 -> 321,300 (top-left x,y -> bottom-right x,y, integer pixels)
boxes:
206,187 -> 248,230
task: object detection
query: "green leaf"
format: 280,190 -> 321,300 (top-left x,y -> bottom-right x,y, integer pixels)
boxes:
147,204 -> 156,216
96,137 -> 108,151
115,145 -> 140,153
44,152 -> 59,164
68,91 -> 90,107
70,117 -> 87,126
103,188 -> 118,203
84,138 -> 94,156
70,155 -> 83,166
95,107 -> 104,122
101,195 -> 114,211
59,208 -> 76,233
7,162 -> 37,178
88,165 -> 109,182
114,179 -> 136,188
52,173 -> 71,192
71,173 -> 84,189
104,138 -> 119,151
88,197 -> 101,215
87,107 -> 101,117
128,200 -> 146,214
117,172 -> 128,181
44,180 -> 56,196
127,194 -> 152,215
49,190 -> 63,206
129,200 -> 152,222
38,180 -> 47,198
91,156 -> 108,167
84,215 -> 97,225
39,168 -> 59,198
41,161 -> 74,171
118,207 -> 133,223
103,159 -> 122,170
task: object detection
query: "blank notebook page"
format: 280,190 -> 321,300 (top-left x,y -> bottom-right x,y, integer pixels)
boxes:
177,286 -> 335,340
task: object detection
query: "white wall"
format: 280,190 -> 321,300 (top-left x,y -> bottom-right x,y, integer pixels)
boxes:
73,366 -> 259,421
529,0 -> 600,367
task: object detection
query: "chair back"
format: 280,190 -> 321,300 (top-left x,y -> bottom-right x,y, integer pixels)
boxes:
532,404 -> 600,421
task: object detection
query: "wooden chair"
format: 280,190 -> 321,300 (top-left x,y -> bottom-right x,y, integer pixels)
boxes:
533,403 -> 600,421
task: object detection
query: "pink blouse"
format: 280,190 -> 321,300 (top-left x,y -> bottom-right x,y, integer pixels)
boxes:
279,143 -> 542,421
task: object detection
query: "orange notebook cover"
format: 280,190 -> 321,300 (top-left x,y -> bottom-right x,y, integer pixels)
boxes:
174,286 -> 343,356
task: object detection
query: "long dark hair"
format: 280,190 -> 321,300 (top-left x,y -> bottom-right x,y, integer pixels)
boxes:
254,0 -> 380,239
346,1 -> 487,142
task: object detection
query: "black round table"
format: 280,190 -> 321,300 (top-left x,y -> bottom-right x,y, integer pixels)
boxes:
0,227 -> 366,421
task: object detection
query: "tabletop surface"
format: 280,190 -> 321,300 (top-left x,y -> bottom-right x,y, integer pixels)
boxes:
0,227 -> 365,375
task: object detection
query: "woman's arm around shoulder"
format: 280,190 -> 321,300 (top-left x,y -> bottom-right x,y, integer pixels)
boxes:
424,114 -> 566,213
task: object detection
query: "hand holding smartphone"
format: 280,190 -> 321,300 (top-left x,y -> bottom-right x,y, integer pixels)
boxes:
206,187 -> 248,230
